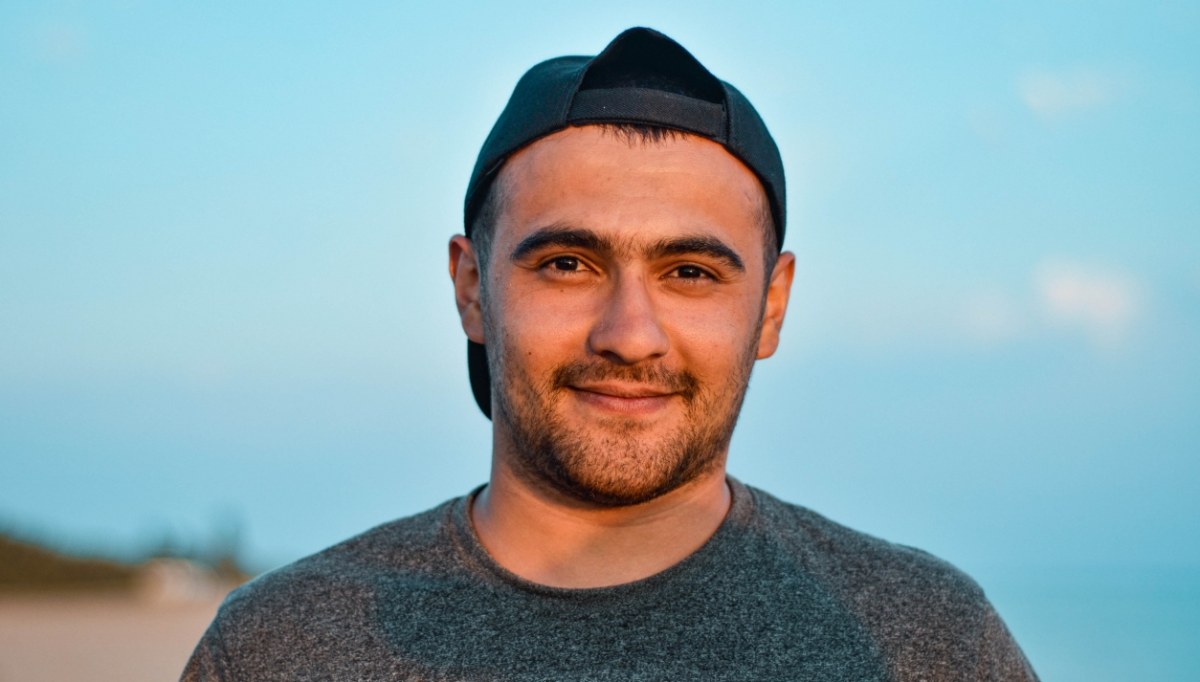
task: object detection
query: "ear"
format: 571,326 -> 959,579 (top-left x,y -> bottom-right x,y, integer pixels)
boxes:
448,235 -> 486,344
755,251 -> 795,360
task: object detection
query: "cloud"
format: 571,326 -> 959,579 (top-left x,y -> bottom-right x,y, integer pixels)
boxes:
796,260 -> 1145,355
941,263 -> 1144,351
1035,261 -> 1141,348
1018,69 -> 1126,120
32,22 -> 89,64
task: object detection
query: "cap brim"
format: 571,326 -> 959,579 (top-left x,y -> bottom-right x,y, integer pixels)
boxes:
467,340 -> 492,419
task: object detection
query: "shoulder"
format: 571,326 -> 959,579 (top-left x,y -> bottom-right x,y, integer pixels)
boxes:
224,497 -> 460,611
737,482 -> 1037,679
189,497 -> 468,678
739,482 -> 985,603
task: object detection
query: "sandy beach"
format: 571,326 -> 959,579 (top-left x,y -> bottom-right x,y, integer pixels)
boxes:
0,590 -> 226,682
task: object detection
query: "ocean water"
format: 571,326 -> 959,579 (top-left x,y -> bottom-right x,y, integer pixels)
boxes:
980,565 -> 1200,681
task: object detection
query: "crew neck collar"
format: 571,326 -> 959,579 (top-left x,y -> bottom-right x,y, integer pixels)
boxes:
448,477 -> 756,599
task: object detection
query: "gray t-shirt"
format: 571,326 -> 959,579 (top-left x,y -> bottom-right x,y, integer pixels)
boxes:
183,480 -> 1038,681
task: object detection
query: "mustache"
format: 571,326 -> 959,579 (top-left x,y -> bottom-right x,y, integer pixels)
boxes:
551,362 -> 700,400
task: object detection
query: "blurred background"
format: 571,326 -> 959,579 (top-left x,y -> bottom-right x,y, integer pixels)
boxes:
2,1 -> 1197,680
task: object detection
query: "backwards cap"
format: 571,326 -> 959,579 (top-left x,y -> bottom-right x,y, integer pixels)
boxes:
463,27 -> 786,418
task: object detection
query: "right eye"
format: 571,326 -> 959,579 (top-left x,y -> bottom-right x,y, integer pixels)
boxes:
548,256 -> 580,271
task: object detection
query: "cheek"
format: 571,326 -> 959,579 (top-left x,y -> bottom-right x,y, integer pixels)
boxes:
495,286 -> 594,361
662,296 -> 761,368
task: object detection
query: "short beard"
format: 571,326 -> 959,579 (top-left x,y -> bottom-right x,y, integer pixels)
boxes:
489,336 -> 756,508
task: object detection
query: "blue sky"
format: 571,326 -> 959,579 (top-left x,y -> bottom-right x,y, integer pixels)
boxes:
2,1 -> 1198,674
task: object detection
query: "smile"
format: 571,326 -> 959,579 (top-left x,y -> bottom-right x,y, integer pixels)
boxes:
568,383 -> 678,416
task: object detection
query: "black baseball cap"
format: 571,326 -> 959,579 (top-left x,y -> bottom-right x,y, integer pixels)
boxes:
463,27 -> 786,419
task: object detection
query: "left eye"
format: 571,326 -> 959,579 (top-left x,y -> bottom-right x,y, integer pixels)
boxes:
674,265 -> 707,279
550,256 -> 580,271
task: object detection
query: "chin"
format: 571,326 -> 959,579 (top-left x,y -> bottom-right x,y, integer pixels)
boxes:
492,358 -> 745,508
525,426 -> 724,508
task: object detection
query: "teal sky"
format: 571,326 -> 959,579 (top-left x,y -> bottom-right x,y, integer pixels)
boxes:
2,2 -> 1198,676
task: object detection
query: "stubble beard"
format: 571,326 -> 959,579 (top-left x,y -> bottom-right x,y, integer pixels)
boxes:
487,327 -> 759,508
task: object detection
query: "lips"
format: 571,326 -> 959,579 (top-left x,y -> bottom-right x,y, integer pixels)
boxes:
570,382 -> 674,399
567,383 -> 678,416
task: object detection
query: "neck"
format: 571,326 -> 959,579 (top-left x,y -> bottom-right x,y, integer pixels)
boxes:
470,457 -> 731,589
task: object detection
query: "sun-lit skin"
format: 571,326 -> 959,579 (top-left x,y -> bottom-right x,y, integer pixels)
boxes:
449,126 -> 795,587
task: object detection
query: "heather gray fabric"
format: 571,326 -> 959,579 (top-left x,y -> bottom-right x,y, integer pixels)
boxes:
182,480 -> 1038,681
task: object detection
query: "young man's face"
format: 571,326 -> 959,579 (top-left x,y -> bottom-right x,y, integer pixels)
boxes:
452,125 -> 794,507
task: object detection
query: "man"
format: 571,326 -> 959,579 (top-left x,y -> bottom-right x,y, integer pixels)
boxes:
184,28 -> 1038,681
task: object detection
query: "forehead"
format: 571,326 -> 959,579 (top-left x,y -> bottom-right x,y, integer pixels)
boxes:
492,126 -> 769,261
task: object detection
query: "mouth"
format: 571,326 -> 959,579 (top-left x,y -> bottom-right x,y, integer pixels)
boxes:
567,383 -> 678,416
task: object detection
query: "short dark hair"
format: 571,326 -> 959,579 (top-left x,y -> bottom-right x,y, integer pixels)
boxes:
469,123 -> 778,291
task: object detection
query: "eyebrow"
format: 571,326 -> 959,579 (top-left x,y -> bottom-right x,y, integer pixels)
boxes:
649,235 -> 745,272
511,224 -> 746,273
510,225 -> 613,262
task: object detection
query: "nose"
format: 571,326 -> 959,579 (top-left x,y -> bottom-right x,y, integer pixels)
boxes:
587,271 -> 670,364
